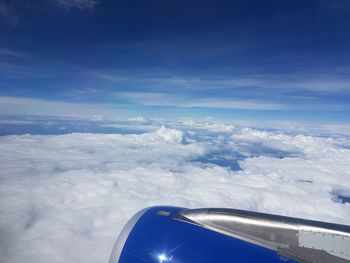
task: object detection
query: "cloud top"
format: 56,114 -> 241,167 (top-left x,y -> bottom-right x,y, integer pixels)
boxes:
0,121 -> 349,263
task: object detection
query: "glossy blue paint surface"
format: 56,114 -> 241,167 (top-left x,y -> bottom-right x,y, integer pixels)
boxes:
119,206 -> 299,263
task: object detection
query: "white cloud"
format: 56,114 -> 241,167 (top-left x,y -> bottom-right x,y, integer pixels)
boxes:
0,122 -> 350,263
156,126 -> 183,144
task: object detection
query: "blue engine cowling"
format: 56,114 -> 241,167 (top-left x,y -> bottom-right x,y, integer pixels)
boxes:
109,206 -> 299,263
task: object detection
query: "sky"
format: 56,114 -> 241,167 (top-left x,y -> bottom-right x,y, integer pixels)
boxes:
1,0 -> 350,123
1,3 -> 350,261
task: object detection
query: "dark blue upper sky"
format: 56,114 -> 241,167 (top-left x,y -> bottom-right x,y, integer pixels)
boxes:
1,0 -> 350,123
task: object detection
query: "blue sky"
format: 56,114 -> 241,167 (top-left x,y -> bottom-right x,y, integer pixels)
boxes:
0,0 -> 350,122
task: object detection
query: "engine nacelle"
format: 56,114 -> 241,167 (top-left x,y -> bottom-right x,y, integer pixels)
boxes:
109,206 -> 350,263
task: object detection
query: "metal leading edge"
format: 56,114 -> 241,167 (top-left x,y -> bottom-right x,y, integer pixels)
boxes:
176,208 -> 350,263
108,208 -> 150,263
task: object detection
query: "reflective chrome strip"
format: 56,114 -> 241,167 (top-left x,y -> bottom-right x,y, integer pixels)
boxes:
108,208 -> 150,263
178,208 -> 350,263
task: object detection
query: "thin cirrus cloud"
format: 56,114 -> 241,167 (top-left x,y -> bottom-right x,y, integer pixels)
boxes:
145,74 -> 350,94
0,47 -> 28,58
0,3 -> 19,28
1,47 -> 350,97
0,95 -> 307,118
0,47 -> 350,115
117,92 -> 286,111
0,0 -> 98,27
89,69 -> 350,95
117,91 -> 350,111
0,93 -> 348,119
0,96 -> 121,117
52,0 -> 98,11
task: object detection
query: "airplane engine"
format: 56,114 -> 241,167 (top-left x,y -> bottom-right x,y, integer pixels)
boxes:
109,206 -> 350,263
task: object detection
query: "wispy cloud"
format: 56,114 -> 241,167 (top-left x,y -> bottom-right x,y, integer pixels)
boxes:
90,69 -> 350,95
0,96 -> 120,117
118,91 -> 350,111
118,92 -> 286,110
0,0 -> 98,28
52,0 -> 98,11
0,47 -> 28,58
0,3 -> 19,28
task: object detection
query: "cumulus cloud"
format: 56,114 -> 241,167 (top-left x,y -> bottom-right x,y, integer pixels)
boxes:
0,121 -> 350,263
156,126 -> 183,144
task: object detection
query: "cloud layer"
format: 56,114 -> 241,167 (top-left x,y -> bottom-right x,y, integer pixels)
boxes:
0,121 -> 349,263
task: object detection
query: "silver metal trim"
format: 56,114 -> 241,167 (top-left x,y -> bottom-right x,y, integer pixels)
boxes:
178,208 -> 350,263
108,208 -> 150,263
